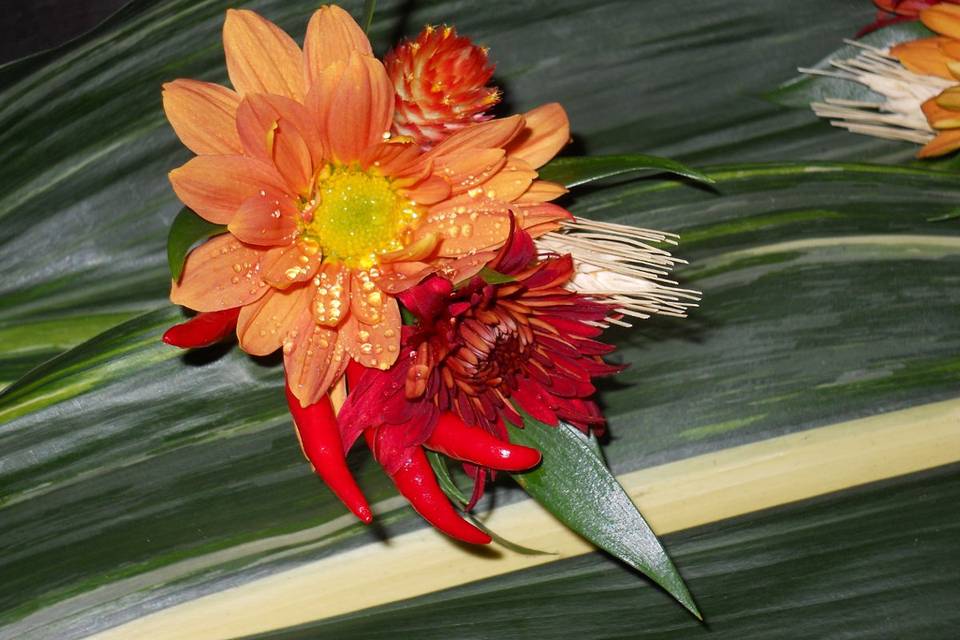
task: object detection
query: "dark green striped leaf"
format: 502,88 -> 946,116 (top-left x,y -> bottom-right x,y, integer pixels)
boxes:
361,0 -> 377,33
166,208 -> 227,282
539,155 -> 714,188
508,416 -> 699,619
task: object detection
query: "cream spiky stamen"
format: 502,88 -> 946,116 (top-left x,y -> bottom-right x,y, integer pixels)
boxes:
537,217 -> 700,326
802,39 -> 946,146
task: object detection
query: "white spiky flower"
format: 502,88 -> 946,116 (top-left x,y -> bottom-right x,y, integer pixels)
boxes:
536,217 -> 700,327
802,39 -> 948,147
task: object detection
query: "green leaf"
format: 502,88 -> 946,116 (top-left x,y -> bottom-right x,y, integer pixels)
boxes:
426,451 -> 552,556
539,155 -> 714,188
425,450 -> 470,506
508,415 -> 700,619
264,465 -> 960,639
767,22 -> 933,108
166,208 -> 227,282
360,0 -> 377,33
477,267 -> 515,285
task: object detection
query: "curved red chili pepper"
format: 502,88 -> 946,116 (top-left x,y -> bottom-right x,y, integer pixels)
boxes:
286,384 -> 372,524
426,412 -> 541,472
162,308 -> 241,348
364,428 -> 491,545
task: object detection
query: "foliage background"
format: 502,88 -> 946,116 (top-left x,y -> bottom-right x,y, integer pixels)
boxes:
1,0 -> 958,638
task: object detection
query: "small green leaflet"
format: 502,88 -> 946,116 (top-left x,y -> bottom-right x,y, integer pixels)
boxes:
361,0 -> 377,34
538,155 -> 714,188
166,208 -> 226,282
425,451 -> 552,556
477,267 -> 515,285
508,412 -> 701,620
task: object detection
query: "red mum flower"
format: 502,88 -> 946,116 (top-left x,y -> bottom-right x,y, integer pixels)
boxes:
385,25 -> 501,148
339,221 -> 621,511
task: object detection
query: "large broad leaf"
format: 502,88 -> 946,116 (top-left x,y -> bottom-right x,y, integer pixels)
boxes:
248,465 -> 960,639
3,1 -> 960,639
0,0 -> 912,383
4,157 -> 959,637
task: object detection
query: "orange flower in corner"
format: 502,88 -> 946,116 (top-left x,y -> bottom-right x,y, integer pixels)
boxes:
161,6 -> 572,411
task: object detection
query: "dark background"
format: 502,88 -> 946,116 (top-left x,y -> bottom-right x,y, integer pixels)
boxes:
0,0 -> 129,64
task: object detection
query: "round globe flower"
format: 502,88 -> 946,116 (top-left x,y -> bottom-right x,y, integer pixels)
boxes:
385,24 -> 501,148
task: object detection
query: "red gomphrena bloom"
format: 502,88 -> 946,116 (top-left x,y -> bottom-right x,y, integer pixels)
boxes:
338,222 -> 622,483
385,25 -> 501,148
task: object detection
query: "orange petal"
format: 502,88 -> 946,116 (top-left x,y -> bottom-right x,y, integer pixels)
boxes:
162,80 -> 242,155
236,94 -> 316,194
922,3 -> 960,39
514,202 -> 573,237
360,140 -> 423,177
223,9 -> 305,100
307,53 -> 394,163
433,148 -> 506,195
313,262 -> 352,326
236,283 -> 313,355
918,129 -> 960,157
375,260 -> 435,293
380,232 -> 440,263
505,103 -> 571,169
349,270 -> 388,324
402,174 -> 451,205
476,160 -> 538,203
169,155 -> 287,224
421,204 -> 511,257
940,39 -> 960,61
227,188 -> 299,246
284,304 -> 345,406
341,296 -> 401,369
170,235 -> 268,311
261,239 -> 323,289
891,37 -> 956,79
304,5 -> 373,88
515,179 -> 568,203
426,115 -> 524,159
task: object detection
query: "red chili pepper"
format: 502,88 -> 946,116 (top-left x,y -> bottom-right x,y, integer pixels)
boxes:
364,427 -> 491,545
162,308 -> 241,348
286,384 -> 372,524
426,412 -> 541,472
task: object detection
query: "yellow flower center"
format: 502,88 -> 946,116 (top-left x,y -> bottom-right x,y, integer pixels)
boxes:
301,166 -> 419,269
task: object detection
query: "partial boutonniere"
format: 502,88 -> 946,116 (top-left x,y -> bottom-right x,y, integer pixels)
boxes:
160,3 -> 706,617
788,2 -> 960,158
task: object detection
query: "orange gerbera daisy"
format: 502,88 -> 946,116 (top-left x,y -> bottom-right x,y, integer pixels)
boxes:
162,6 -> 572,407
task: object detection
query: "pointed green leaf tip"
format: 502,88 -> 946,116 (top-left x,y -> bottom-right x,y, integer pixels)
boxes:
508,413 -> 702,620
538,154 -> 715,189
166,208 -> 227,282
361,0 -> 377,34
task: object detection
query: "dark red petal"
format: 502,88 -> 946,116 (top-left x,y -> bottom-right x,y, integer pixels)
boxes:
366,428 -> 491,544
489,213 -> 536,275
426,412 -> 541,472
285,385 -> 372,524
397,275 -> 454,322
512,379 -> 559,426
162,307 -> 241,348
